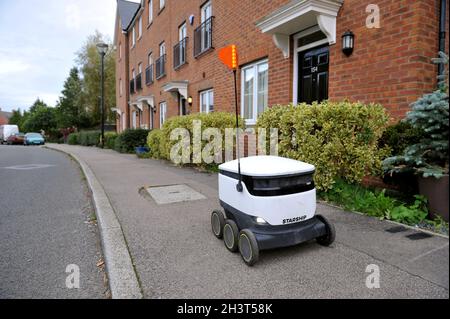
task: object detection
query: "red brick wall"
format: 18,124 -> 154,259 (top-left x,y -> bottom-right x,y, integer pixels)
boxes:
115,15 -> 131,132
115,0 -> 447,130
122,0 -> 291,129
330,0 -> 448,120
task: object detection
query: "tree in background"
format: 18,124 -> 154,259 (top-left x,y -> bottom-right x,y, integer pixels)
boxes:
76,31 -> 116,126
8,109 -> 24,128
22,99 -> 57,134
56,67 -> 91,129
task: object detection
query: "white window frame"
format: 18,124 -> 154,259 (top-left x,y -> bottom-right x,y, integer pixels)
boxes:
138,63 -> 142,74
201,1 -> 212,23
200,89 -> 214,114
132,26 -> 136,47
179,22 -> 187,41
159,0 -> 165,10
132,111 -> 137,129
159,42 -> 166,57
122,114 -> 126,132
159,102 -> 167,127
132,69 -> 136,80
292,26 -> 328,104
148,52 -> 153,66
148,0 -> 153,24
241,59 -> 269,125
119,79 -> 123,96
138,16 -> 143,39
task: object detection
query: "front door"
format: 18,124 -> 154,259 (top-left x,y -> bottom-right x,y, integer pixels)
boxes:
298,46 -> 329,104
179,95 -> 187,116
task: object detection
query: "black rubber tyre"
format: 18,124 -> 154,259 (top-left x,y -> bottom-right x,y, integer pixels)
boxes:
316,215 -> 336,246
223,219 -> 239,252
238,229 -> 259,266
211,210 -> 226,239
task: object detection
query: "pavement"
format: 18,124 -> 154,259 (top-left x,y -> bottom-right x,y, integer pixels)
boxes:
0,145 -> 107,299
43,144 -> 449,298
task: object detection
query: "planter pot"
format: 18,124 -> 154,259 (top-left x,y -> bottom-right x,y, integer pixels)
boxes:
135,146 -> 150,155
418,174 -> 449,222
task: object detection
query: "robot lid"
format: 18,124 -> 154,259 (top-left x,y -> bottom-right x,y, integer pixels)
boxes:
219,156 -> 315,177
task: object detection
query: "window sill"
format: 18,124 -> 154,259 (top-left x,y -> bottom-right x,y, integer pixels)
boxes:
245,119 -> 257,126
158,6 -> 165,15
147,22 -> 153,29
174,61 -> 187,71
194,46 -> 214,59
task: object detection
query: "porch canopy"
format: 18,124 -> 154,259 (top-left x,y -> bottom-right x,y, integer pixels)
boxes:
256,0 -> 343,58
162,81 -> 189,100
111,107 -> 123,116
130,95 -> 155,111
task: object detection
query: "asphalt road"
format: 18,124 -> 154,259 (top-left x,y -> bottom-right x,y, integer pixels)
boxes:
0,145 -> 107,299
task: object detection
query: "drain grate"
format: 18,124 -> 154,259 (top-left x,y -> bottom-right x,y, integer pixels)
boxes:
406,232 -> 433,240
146,184 -> 206,205
385,226 -> 408,233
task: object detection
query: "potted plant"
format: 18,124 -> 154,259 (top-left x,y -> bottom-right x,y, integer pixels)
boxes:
383,52 -> 449,221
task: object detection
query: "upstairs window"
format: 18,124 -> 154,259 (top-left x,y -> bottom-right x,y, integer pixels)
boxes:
132,26 -> 136,47
138,16 -> 143,39
159,0 -> 165,10
148,0 -> 153,24
194,1 -> 213,57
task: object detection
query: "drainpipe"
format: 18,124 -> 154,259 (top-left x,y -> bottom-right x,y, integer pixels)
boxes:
438,0 -> 447,76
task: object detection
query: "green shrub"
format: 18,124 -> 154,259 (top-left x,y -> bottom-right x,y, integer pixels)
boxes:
67,133 -> 79,145
379,121 -> 424,156
78,131 -> 100,146
147,129 -> 164,159
104,132 -> 118,149
148,112 -> 244,165
114,129 -> 150,154
383,52 -> 449,178
388,195 -> 428,225
257,101 -> 390,191
319,179 -> 429,225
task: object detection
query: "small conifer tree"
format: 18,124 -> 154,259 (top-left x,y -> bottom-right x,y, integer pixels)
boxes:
383,52 -> 449,178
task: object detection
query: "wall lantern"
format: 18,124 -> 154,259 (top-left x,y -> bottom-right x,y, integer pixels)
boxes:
187,96 -> 193,105
342,30 -> 354,56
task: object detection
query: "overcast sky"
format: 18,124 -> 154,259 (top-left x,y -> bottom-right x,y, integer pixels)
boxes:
0,0 -> 126,112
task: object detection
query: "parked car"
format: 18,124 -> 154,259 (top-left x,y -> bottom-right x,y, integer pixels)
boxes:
24,133 -> 45,146
6,133 -> 25,145
0,125 -> 19,144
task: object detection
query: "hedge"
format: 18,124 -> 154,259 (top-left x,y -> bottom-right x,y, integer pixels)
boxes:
104,132 -> 118,149
256,101 -> 390,191
67,133 -> 79,145
147,112 -> 243,165
114,129 -> 150,153
77,131 -> 101,147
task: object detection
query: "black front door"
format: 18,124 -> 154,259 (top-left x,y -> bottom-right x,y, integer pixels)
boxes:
298,46 -> 329,104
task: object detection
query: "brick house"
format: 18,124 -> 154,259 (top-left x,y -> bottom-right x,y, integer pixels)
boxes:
114,0 -> 448,132
0,108 -> 12,125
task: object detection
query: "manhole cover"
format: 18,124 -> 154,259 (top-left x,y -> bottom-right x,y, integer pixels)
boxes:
406,232 -> 433,240
146,184 -> 206,205
385,226 -> 408,233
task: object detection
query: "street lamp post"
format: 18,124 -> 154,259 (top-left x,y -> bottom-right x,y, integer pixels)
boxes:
96,42 -> 109,149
